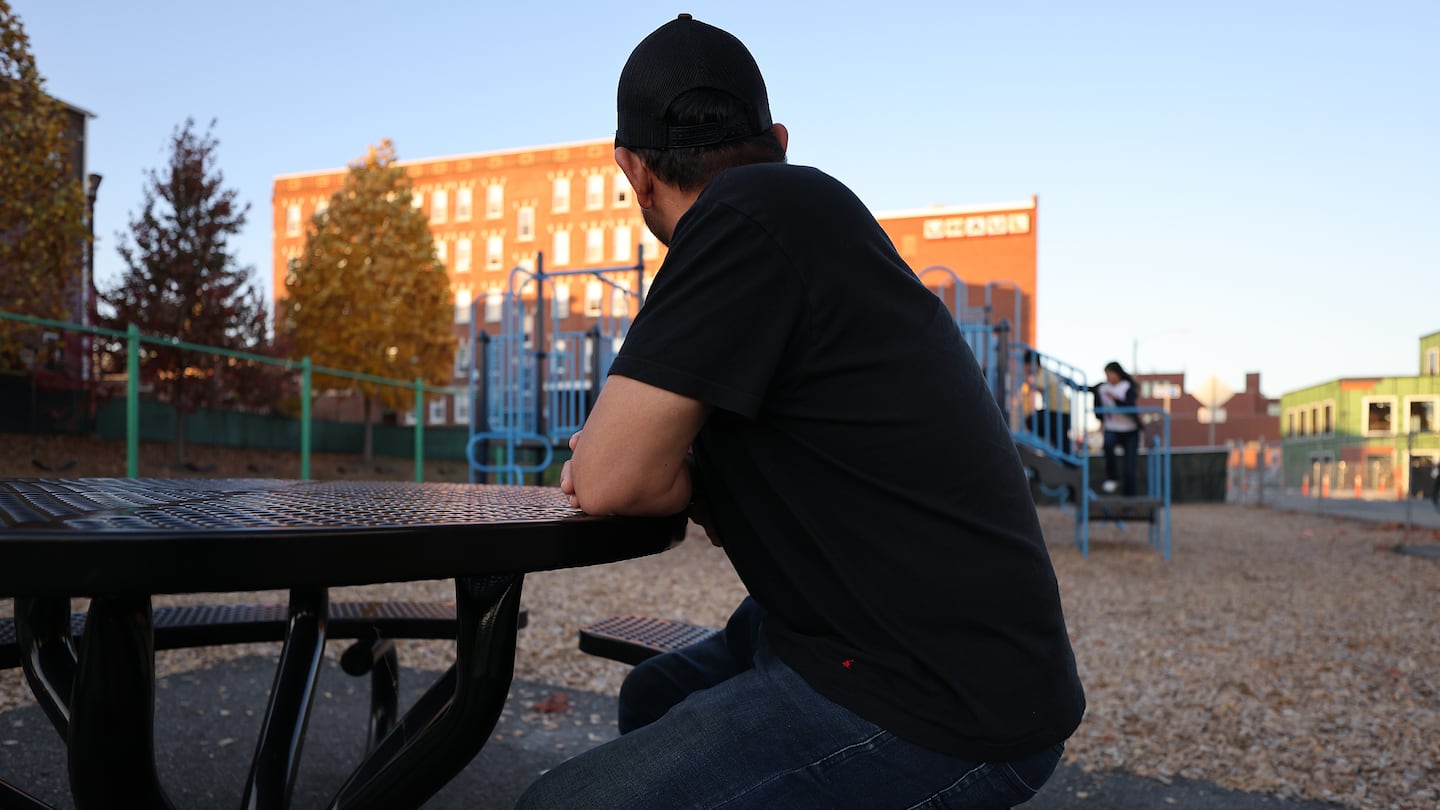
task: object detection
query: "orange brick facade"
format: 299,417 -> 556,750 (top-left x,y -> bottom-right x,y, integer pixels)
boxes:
272,138 -> 1039,422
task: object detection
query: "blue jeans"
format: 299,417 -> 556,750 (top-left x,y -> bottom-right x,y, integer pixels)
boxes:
516,598 -> 1063,809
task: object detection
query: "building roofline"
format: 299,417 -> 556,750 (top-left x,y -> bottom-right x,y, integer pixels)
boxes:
274,136 -> 616,181
54,96 -> 96,118
873,197 -> 1037,221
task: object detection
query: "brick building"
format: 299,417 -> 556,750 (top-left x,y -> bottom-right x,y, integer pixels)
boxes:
272,137 -> 1038,424
1132,371 -> 1280,448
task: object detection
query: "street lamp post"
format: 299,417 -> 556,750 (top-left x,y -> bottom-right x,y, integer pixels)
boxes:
84,173 -> 101,410
1132,327 -> 1187,374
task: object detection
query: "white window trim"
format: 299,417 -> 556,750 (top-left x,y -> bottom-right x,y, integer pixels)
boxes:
553,177 -> 570,213
613,225 -> 632,262
518,207 -> 535,242
612,172 -> 632,207
552,231 -> 570,266
585,229 -> 604,263
453,393 -> 471,424
585,175 -> 604,210
486,235 -> 504,270
431,190 -> 448,224
1403,394 -> 1440,435
486,185 -> 503,219
584,280 -> 603,316
485,291 -> 503,323
1362,395 -> 1397,437
428,397 -> 447,425
285,204 -> 301,237
455,238 -> 472,273
455,187 -> 473,222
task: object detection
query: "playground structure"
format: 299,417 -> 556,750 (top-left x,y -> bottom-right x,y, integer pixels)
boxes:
465,257 -> 1171,558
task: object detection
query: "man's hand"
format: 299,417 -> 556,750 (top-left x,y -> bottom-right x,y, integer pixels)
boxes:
560,431 -> 582,508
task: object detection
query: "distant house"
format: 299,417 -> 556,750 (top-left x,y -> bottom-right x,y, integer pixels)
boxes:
1131,371 -> 1280,448
1279,331 -> 1440,498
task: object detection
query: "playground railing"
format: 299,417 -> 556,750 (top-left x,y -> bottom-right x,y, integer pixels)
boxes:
0,309 -> 458,481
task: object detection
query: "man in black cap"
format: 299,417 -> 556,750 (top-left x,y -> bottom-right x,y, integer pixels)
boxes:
520,14 -> 1084,808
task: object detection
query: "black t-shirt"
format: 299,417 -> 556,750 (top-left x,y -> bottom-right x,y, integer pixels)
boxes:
608,163 -> 1084,761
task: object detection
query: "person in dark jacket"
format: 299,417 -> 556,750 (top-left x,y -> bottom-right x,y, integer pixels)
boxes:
1090,360 -> 1141,495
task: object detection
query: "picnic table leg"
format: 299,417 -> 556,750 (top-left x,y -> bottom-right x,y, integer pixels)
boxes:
13,595 -> 77,741
66,594 -> 175,810
327,573 -> 525,810
242,587 -> 329,810
0,778 -> 50,809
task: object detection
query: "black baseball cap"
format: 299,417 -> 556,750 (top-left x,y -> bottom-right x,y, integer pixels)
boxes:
616,13 -> 773,150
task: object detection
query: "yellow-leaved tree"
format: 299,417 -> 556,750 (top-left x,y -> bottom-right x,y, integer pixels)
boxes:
283,140 -> 453,460
0,0 -> 89,365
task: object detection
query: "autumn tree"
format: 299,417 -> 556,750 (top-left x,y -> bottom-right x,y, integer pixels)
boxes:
0,0 -> 89,365
283,140 -> 453,460
101,119 -> 270,463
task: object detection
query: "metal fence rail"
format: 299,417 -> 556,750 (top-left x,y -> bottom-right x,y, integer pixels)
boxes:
0,309 -> 459,480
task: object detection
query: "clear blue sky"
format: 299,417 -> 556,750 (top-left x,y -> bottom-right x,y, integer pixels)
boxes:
19,0 -> 1439,398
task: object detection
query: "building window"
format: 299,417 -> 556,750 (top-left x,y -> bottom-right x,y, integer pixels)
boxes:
1323,402 -> 1333,435
1429,348 -> 1440,376
454,338 -> 470,378
486,185 -> 503,219
585,175 -> 604,210
584,281 -> 603,316
611,287 -> 629,319
552,231 -> 570,266
485,291 -> 503,323
1408,397 -> 1438,434
453,393 -> 470,424
641,229 -> 659,261
554,283 -> 570,321
552,177 -> 570,213
431,190 -> 447,223
435,239 -> 447,267
613,225 -> 632,262
314,200 -> 328,220
1299,409 -> 1308,437
455,288 -> 471,324
455,238 -> 472,273
585,229 -> 603,263
1286,410 -> 1295,437
428,397 -> 447,425
486,236 -> 504,270
285,204 -> 301,237
412,191 -> 425,210
456,188 -> 473,221
612,173 -> 631,207
1364,398 -> 1395,435
518,207 -> 535,242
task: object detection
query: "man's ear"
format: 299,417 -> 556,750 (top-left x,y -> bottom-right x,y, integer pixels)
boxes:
771,122 -> 789,155
615,147 -> 656,208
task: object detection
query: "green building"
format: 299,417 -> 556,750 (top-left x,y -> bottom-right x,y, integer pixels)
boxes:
1280,330 -> 1440,497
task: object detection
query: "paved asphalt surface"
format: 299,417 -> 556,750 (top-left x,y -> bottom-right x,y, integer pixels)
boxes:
0,655 -> 1345,809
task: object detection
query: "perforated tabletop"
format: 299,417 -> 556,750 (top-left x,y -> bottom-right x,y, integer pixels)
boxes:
0,478 -> 685,597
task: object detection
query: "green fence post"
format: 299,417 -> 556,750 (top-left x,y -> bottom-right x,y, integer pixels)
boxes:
301,356 -> 313,480
126,323 -> 140,477
414,378 -> 425,482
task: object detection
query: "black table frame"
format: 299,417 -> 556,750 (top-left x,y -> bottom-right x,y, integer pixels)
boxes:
0,478 -> 684,810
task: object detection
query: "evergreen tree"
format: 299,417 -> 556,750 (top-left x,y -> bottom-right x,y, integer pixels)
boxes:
101,119 -> 269,462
